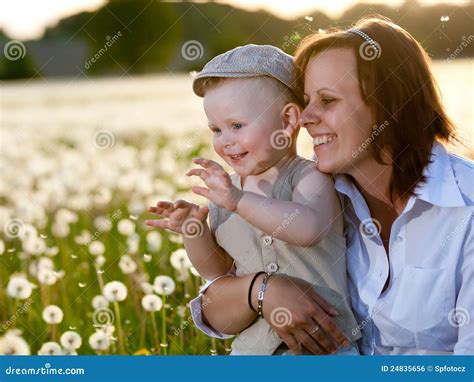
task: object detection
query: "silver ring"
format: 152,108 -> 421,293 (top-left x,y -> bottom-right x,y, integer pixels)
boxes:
309,325 -> 319,334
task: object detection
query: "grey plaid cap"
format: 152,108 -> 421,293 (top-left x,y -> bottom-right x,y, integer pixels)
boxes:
192,44 -> 300,99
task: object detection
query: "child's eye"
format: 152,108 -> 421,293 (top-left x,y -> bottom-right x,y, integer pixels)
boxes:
211,128 -> 221,134
232,123 -> 243,130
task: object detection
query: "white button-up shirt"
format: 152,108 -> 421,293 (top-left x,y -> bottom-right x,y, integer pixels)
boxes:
190,143 -> 474,355
337,142 -> 473,355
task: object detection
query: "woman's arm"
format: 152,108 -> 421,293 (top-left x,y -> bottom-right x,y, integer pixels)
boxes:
201,273 -> 350,354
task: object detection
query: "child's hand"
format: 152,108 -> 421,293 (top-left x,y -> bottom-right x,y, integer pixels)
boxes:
187,158 -> 243,211
145,200 -> 209,237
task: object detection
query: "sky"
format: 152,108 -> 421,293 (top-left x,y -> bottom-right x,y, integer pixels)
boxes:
0,0 -> 470,40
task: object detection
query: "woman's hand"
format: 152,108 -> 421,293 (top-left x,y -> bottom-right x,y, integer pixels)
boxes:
187,158 -> 243,211
261,274 -> 350,354
145,200 -> 208,236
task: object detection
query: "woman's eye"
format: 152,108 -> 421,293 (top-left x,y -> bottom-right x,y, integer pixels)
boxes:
232,123 -> 243,130
322,97 -> 335,105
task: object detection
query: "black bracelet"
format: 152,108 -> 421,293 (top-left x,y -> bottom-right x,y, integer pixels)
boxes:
248,272 -> 266,312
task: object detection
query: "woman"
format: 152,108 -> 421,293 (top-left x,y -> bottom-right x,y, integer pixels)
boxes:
190,15 -> 473,355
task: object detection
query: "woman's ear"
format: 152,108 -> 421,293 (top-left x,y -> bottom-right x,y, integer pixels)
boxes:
280,103 -> 301,137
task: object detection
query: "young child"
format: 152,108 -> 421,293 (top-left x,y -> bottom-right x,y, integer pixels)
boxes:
145,45 -> 360,355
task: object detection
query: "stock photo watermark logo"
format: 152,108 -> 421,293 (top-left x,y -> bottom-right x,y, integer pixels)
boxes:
173,132 -> 200,159
3,40 -> 26,61
182,217 -> 204,238
181,40 -> 204,61
447,35 -> 474,62
448,307 -> 470,328
270,130 -> 292,150
2,298 -> 34,331
352,120 -> 389,159
85,210 -> 122,246
84,31 -> 123,70
272,209 -> 300,238
359,218 -> 381,239
93,129 -> 115,149
173,297 -> 212,337
359,40 -> 382,61
351,299 -> 389,337
270,307 -> 293,328
93,307 -> 115,327
3,218 -> 25,239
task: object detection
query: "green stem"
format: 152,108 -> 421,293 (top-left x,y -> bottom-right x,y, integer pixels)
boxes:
113,301 -> 126,355
161,295 -> 167,355
150,311 -> 160,355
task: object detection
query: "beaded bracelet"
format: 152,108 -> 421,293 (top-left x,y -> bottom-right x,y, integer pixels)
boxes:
257,273 -> 273,319
248,272 -> 266,312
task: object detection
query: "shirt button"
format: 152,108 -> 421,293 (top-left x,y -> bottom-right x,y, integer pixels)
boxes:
262,236 -> 273,246
395,236 -> 403,243
267,262 -> 279,273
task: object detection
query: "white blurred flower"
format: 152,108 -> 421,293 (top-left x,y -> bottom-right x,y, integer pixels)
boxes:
96,324 -> 115,337
60,331 -> 82,350
141,294 -> 163,312
42,305 -> 63,324
176,269 -> 190,282
0,331 -> 30,355
170,248 -> 192,271
88,331 -> 111,351
169,234 -> 183,244
52,222 -> 70,238
94,216 -> 112,232
127,233 -> 140,254
153,275 -> 176,296
103,281 -> 128,302
62,348 -> 78,355
37,268 -> 58,286
92,295 -> 109,310
7,276 -> 35,300
38,341 -> 62,355
176,305 -> 187,318
0,239 -> 5,255
140,282 -> 154,295
74,230 -> 91,245
117,219 -> 135,236
146,231 -> 162,252
118,254 -> 137,274
45,246 -> 59,257
95,255 -> 106,267
37,257 -> 54,271
89,241 -> 105,256
23,237 -> 46,255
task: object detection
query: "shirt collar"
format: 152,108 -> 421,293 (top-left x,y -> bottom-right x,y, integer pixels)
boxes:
334,142 -> 466,209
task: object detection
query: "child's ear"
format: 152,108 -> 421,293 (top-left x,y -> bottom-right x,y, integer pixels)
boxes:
280,103 -> 301,136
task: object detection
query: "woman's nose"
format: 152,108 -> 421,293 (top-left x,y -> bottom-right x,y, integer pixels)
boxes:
300,106 -> 321,129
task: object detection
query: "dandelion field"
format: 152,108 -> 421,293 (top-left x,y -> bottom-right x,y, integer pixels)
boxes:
0,75 -> 235,355
0,63 -> 472,356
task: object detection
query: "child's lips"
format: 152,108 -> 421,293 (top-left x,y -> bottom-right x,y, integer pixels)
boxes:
228,152 -> 248,162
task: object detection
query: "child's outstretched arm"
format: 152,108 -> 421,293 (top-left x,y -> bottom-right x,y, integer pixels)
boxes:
145,200 -> 233,280
188,158 -> 338,247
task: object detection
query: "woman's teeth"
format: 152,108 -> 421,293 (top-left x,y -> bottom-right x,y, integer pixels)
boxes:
313,135 -> 337,146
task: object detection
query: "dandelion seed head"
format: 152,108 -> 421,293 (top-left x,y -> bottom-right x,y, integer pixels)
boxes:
42,305 -> 64,324
153,275 -> 176,296
38,341 -> 62,355
60,331 -> 82,350
141,294 -> 163,312
103,281 -> 128,302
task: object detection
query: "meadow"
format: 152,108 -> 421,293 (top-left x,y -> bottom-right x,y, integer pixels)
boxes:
0,59 -> 472,355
